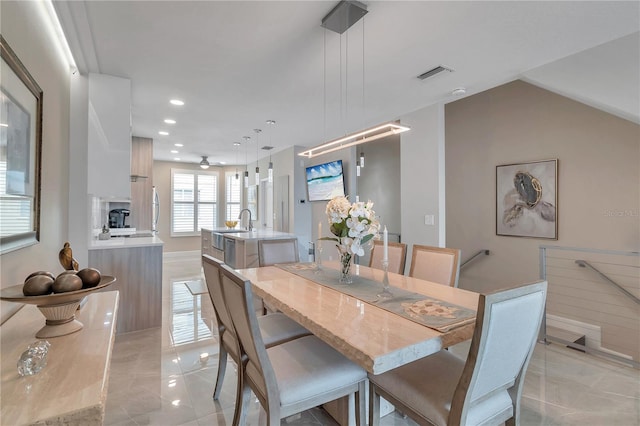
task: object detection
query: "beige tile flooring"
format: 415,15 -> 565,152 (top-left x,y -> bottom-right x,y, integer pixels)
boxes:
104,255 -> 640,425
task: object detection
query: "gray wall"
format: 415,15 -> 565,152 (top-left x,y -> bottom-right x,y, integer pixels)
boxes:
445,80 -> 639,292
357,135 -> 401,266
358,135 -> 401,236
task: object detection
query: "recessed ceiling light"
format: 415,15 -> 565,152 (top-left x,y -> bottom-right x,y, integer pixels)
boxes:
170,150 -> 178,154
174,157 -> 181,161
164,119 -> 176,124
233,142 -> 241,146
452,87 -> 467,96
169,99 -> 184,106
219,161 -> 227,165
174,143 -> 184,147
159,131 -> 169,136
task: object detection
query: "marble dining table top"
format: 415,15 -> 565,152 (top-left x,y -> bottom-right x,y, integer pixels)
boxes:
238,262 -> 479,375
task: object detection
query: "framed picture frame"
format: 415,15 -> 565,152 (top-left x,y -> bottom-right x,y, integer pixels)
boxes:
0,35 -> 43,254
496,159 -> 558,239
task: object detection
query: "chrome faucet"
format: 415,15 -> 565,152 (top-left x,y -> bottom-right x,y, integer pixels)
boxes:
238,208 -> 253,231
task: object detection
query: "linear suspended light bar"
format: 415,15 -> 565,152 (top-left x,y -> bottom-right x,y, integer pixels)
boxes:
298,122 -> 410,158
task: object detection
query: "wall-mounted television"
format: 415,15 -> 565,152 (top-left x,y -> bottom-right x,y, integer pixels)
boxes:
306,160 -> 346,202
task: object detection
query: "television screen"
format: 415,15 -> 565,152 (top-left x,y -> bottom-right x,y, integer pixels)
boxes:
306,160 -> 346,202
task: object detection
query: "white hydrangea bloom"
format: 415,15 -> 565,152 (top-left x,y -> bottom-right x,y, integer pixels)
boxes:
325,195 -> 379,258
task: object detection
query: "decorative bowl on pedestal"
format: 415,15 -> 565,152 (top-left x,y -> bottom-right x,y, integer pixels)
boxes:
225,220 -> 238,229
0,276 -> 115,338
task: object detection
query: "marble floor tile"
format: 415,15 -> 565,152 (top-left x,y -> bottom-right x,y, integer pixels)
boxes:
104,254 -> 640,425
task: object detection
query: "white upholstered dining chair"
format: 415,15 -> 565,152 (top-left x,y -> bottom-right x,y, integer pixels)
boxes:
409,245 -> 461,287
369,280 -> 547,426
369,240 -> 407,275
258,238 -> 299,266
219,263 -> 367,426
201,255 -> 310,414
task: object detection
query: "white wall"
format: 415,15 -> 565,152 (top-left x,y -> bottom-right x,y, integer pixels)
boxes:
400,104 -> 446,269
68,74 -> 90,267
0,1 -> 72,322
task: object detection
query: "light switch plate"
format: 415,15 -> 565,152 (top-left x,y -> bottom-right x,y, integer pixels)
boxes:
424,214 -> 435,225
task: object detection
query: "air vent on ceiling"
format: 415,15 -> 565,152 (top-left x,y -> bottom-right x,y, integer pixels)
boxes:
417,65 -> 454,80
261,146 -> 274,150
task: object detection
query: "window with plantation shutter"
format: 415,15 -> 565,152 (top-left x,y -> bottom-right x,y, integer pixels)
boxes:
171,169 -> 217,236
0,161 -> 33,237
225,172 -> 242,221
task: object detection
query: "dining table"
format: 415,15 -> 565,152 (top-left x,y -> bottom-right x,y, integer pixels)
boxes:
237,261 -> 479,376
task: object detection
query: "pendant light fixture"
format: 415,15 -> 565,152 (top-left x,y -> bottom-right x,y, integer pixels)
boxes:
254,129 -> 261,186
299,122 -> 409,158
266,119 -> 276,183
234,142 -> 240,179
243,136 -> 250,188
360,150 -> 365,168
199,156 -> 210,169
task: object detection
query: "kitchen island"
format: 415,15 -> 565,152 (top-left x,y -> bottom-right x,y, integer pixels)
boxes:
89,235 -> 163,333
201,228 -> 297,268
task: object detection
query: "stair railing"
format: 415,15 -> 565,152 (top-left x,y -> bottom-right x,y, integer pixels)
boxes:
575,259 -> 640,305
460,249 -> 490,269
539,245 -> 639,369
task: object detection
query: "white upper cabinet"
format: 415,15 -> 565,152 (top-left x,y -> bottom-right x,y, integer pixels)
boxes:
87,73 -> 132,199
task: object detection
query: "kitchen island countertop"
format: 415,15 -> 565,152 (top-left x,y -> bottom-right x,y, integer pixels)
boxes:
89,235 -> 164,250
208,229 -> 296,241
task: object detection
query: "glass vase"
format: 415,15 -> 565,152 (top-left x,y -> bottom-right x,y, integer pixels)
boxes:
338,249 -> 353,284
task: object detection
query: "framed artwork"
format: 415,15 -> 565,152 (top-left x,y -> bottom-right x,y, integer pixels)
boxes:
0,35 -> 43,253
496,159 -> 558,239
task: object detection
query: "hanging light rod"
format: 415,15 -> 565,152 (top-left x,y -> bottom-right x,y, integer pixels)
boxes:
298,122 -> 410,159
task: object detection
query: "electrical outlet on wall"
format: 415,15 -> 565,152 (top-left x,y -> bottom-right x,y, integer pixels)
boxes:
424,214 -> 435,226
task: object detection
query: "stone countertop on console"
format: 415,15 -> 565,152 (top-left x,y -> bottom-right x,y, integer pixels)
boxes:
89,235 -> 164,250
0,291 -> 120,425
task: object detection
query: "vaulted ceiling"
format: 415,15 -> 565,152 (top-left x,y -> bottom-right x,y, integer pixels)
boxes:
56,1 -> 640,166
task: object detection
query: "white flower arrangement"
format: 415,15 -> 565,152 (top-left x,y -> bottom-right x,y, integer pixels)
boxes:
322,195 -> 380,256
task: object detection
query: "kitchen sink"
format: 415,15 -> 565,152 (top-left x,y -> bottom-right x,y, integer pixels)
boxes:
213,229 -> 249,234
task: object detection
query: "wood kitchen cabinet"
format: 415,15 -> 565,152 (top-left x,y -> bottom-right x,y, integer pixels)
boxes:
90,240 -> 163,334
130,136 -> 153,230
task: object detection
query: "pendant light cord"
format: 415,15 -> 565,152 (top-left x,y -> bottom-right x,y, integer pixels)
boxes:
323,28 -> 327,142
346,28 -> 349,131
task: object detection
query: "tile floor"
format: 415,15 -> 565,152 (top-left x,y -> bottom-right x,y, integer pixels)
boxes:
104,255 -> 640,425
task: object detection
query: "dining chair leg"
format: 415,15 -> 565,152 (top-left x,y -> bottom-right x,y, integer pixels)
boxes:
213,346 -> 228,400
356,381 -> 366,426
369,383 -> 381,426
233,377 -> 252,426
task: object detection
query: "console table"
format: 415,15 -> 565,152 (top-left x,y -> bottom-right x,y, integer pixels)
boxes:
0,291 -> 119,425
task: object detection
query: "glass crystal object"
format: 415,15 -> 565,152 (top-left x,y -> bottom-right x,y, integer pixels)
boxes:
17,340 -> 51,376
